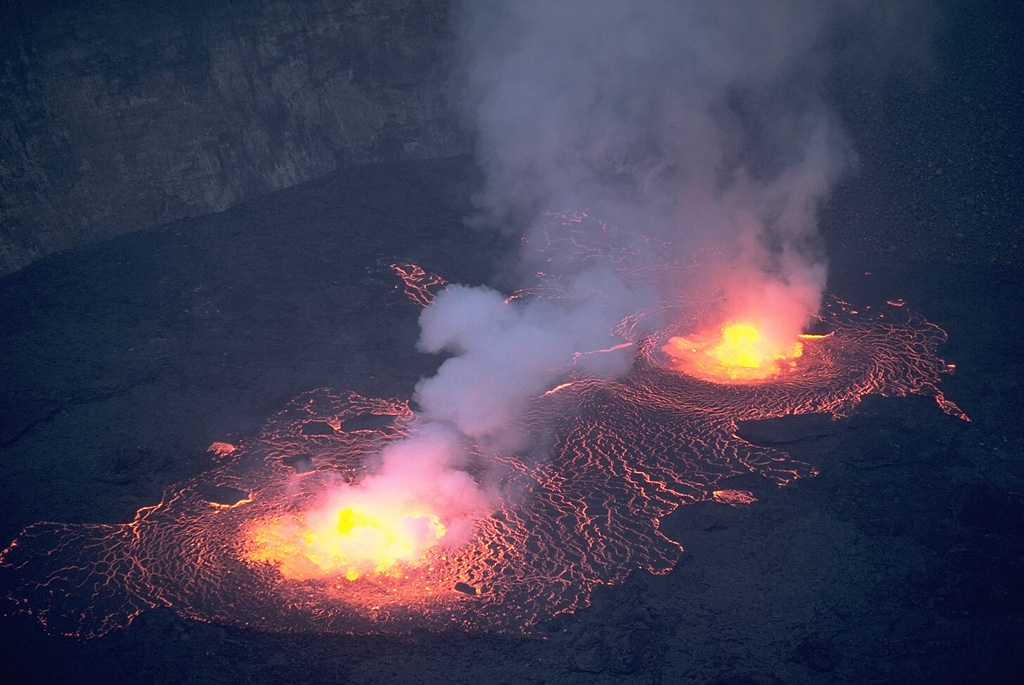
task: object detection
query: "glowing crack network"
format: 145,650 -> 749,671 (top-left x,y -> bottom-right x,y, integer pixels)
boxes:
0,214 -> 967,639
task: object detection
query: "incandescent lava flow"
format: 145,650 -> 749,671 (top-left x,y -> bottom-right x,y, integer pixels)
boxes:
245,492 -> 447,582
662,322 -> 815,384
0,214 -> 967,639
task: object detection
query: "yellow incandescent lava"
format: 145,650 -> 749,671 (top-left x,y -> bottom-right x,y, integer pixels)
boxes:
662,322 -> 807,383
246,502 -> 447,582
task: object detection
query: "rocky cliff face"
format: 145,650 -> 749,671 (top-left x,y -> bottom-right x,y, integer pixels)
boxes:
0,0 -> 470,276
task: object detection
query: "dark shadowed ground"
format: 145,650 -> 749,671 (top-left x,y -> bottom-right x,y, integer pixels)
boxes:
1,2 -> 1022,683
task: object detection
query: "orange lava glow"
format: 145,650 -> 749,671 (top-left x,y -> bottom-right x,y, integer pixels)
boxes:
245,500 -> 447,582
712,489 -> 758,506
207,441 -> 237,457
0,217 -> 969,639
662,322 -> 808,383
392,262 -> 448,308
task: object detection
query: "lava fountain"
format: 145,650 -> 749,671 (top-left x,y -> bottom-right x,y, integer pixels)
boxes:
245,493 -> 447,582
662,322 -> 814,384
243,420 -> 489,585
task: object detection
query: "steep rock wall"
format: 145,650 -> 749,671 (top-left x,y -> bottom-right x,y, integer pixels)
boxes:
0,0 -> 470,275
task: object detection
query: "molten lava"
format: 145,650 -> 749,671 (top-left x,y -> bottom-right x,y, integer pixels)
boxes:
0,218 -> 969,638
662,322 -> 807,383
246,499 -> 447,582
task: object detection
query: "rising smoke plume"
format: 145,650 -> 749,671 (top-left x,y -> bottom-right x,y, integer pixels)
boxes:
307,1 -> 935,563
421,0 -> 858,439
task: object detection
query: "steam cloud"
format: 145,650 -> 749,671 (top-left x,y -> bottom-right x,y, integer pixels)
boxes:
418,1 -> 856,447
321,1 -> 934,556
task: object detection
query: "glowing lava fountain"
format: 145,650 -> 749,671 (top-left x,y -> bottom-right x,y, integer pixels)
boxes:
245,496 -> 447,582
662,322 -> 814,383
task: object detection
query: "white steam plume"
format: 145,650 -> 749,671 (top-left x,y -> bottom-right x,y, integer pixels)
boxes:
418,0 -> 860,436
315,1 -> 935,558
455,0 -> 858,318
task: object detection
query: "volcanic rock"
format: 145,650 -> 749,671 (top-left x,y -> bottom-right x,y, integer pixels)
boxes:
196,484 -> 250,507
0,0 -> 470,276
735,413 -> 840,445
